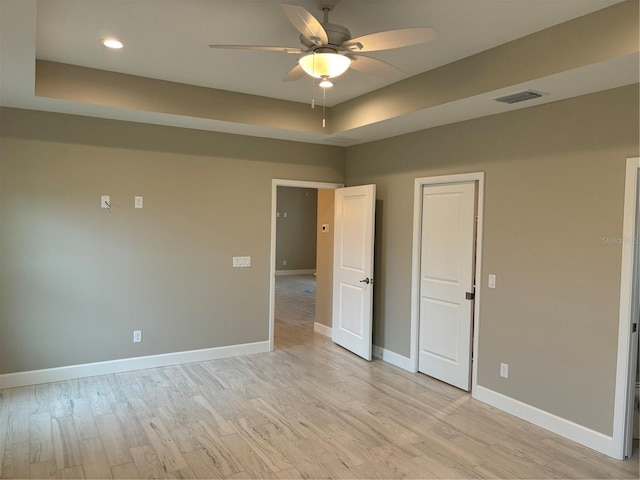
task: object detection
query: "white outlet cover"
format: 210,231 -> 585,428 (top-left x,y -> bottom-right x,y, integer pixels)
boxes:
134,196 -> 143,208
233,256 -> 251,267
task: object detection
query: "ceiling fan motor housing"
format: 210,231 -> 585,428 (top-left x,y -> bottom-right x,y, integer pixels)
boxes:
323,22 -> 351,46
300,22 -> 351,49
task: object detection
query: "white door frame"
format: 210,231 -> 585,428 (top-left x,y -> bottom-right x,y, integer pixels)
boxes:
410,172 -> 485,395
269,179 -> 343,352
611,157 -> 640,459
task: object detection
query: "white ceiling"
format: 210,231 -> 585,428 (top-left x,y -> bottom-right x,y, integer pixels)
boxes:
1,0 -> 637,145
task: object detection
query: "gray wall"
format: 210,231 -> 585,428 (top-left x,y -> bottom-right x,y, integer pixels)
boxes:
315,189 -> 335,328
345,85 -> 639,436
0,108 -> 344,374
276,187 -> 317,272
1,84 -> 637,440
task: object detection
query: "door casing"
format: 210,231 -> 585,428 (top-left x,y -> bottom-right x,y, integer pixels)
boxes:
410,172 -> 485,396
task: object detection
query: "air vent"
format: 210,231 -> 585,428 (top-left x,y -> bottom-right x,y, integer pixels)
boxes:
495,90 -> 544,104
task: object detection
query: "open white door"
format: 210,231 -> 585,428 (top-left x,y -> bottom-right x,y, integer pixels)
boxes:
419,181 -> 477,390
332,185 -> 376,360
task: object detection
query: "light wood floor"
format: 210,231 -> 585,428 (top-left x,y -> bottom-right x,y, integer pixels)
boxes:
1,274 -> 638,479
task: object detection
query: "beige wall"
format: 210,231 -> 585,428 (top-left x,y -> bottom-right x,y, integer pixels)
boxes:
276,187 -> 317,272
315,189 -> 335,328
345,85 -> 639,436
0,108 -> 344,374
36,60 -> 326,135
1,84 -> 638,439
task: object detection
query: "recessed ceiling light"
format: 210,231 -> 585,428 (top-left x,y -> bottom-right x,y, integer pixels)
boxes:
102,38 -> 123,49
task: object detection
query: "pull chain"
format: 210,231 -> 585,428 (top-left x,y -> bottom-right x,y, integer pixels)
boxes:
311,52 -> 316,108
322,85 -> 326,128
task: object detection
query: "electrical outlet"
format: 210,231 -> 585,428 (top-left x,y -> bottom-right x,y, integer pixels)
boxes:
500,362 -> 509,378
133,330 -> 142,343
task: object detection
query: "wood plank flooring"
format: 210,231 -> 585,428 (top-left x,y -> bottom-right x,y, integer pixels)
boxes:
1,274 -> 638,479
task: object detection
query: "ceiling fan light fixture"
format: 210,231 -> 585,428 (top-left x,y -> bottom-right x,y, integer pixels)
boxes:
319,77 -> 333,88
298,52 -> 350,79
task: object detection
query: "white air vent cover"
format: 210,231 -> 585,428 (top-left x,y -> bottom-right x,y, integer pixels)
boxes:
495,90 -> 544,104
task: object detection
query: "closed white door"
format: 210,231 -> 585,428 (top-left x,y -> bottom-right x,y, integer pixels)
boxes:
332,185 -> 376,360
419,181 -> 477,390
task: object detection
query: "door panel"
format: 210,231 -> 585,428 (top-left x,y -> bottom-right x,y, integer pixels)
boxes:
338,283 -> 365,336
332,185 -> 376,361
419,182 -> 476,390
341,196 -> 367,270
421,298 -> 461,362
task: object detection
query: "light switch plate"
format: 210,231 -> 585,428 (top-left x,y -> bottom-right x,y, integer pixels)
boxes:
101,195 -> 110,208
488,274 -> 496,288
233,256 -> 251,268
134,196 -> 143,208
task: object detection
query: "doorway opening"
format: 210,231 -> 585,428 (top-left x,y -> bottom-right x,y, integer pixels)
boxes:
273,186 -> 319,349
410,172 -> 485,394
269,180 -> 342,352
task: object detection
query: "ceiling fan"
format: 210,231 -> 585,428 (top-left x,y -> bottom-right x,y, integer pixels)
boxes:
208,0 -> 436,87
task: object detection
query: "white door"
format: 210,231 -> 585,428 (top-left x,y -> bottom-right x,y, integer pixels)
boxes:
419,181 -> 477,390
332,185 -> 376,360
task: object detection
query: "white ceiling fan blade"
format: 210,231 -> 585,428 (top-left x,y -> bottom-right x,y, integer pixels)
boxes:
282,3 -> 328,46
282,64 -> 306,82
343,27 -> 436,52
208,44 -> 304,54
347,54 -> 403,78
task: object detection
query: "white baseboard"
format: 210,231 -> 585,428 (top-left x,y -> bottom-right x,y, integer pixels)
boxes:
0,341 -> 270,389
373,345 -> 414,372
474,385 -> 613,457
313,322 -> 332,337
275,269 -> 316,276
